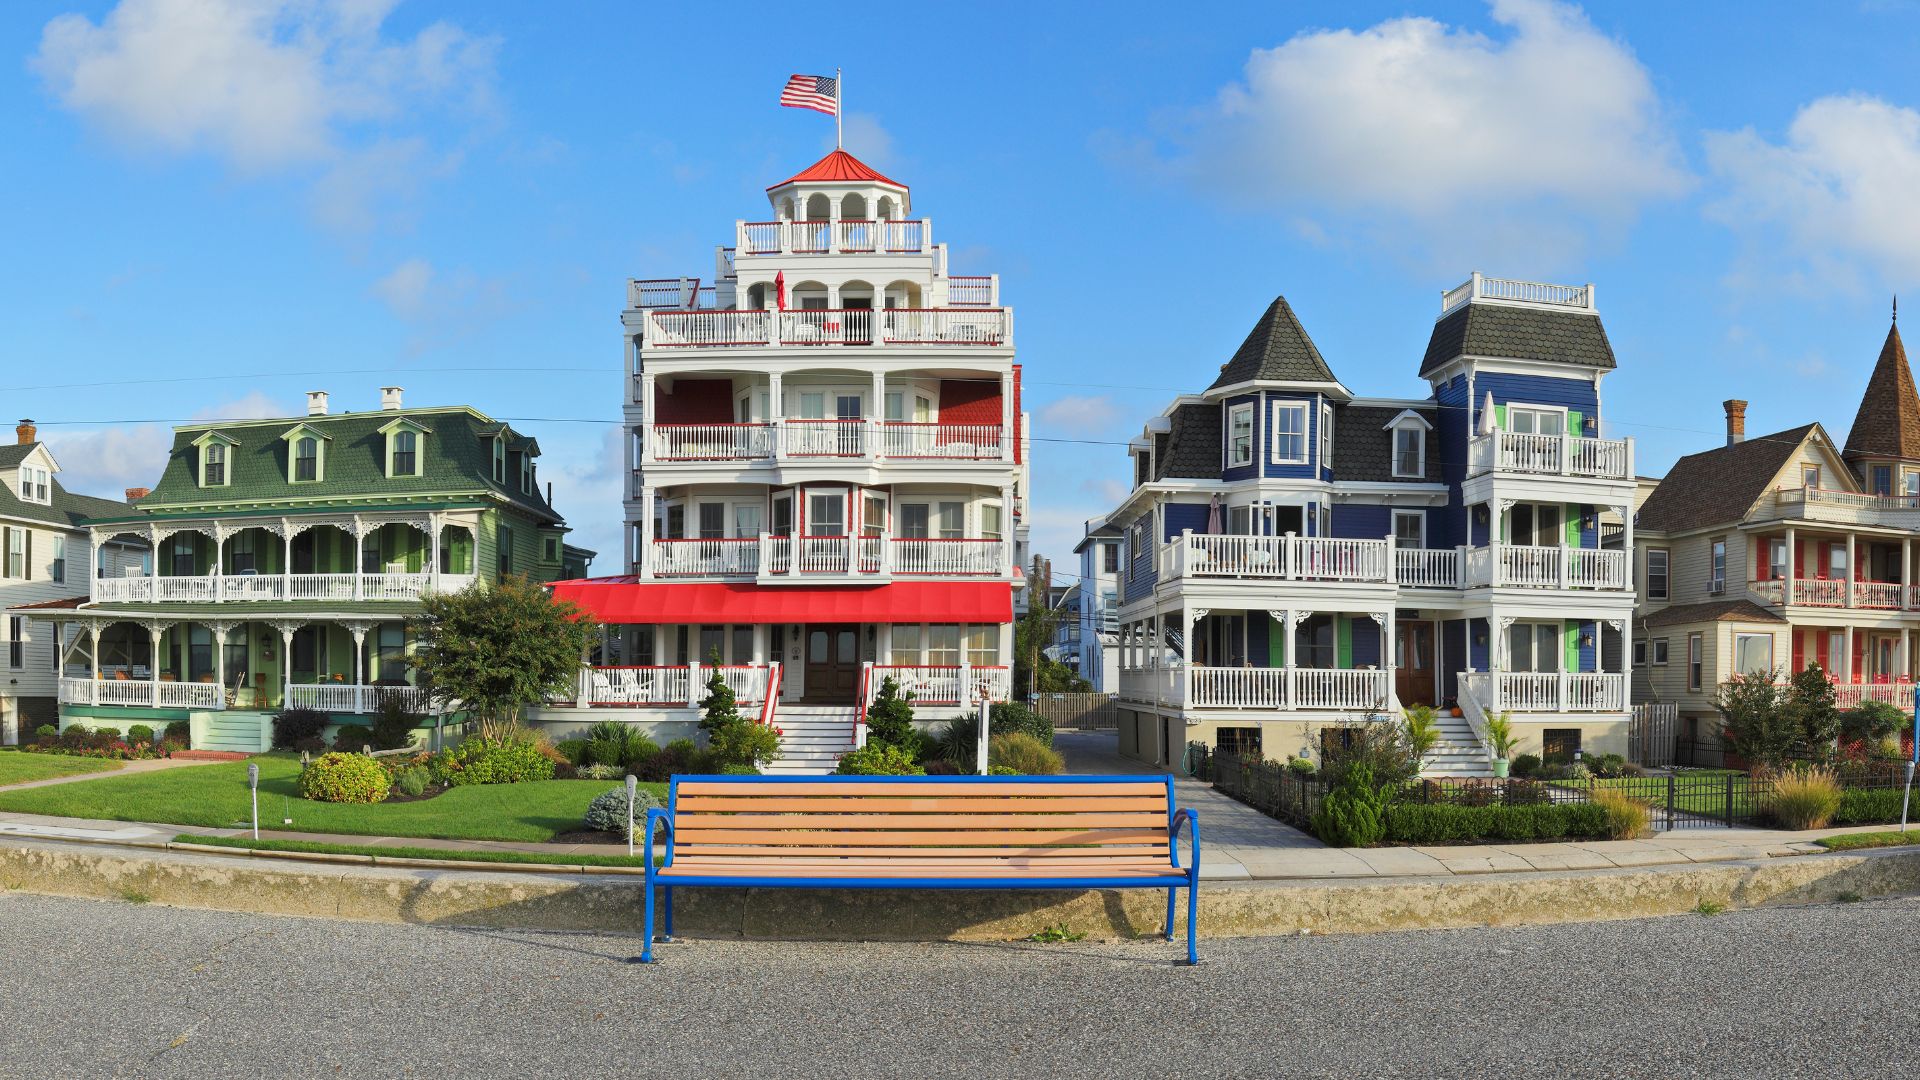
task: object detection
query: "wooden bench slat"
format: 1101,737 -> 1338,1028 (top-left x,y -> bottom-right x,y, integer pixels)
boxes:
668,810 -> 1159,826
657,864 -> 1185,880
674,828 -> 1170,847
673,856 -> 1173,869
673,796 -> 1169,814
672,844 -> 1171,859
675,781 -> 1167,798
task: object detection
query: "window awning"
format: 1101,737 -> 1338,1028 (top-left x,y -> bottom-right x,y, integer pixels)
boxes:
548,579 -> 1013,625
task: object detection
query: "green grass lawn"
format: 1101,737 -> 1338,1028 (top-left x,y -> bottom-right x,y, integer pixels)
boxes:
1544,771 -> 1760,818
176,834 -> 655,867
1816,830 -> 1920,852
0,752 -> 123,787
0,754 -> 668,843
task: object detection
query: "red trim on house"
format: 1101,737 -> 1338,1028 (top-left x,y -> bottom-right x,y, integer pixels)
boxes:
1013,364 -> 1023,466
549,579 -> 1013,625
1791,628 -> 1805,673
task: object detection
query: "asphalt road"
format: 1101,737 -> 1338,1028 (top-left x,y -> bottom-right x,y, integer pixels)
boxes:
2,891 -> 1914,1079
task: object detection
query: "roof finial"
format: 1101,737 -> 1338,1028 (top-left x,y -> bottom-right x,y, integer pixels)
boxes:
1895,295 -> 1899,324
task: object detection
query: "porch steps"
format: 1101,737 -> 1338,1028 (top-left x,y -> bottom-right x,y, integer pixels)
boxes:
763,705 -> 858,775
1423,710 -> 1494,778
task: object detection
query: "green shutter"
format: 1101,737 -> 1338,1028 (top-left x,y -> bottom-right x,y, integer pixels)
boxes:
1336,616 -> 1352,669
1268,616 -> 1286,667
1568,409 -> 1584,436
1565,619 -> 1580,672
1495,404 -> 1507,430
1565,503 -> 1580,548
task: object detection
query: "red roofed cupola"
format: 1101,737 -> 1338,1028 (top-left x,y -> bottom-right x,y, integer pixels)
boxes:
766,149 -> 910,219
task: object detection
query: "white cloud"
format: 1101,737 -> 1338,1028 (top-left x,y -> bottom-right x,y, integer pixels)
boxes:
369,257 -> 510,344
1706,95 -> 1920,288
372,257 -> 435,318
1153,0 -> 1690,267
33,0 -> 497,230
1037,395 -> 1122,437
43,392 -> 298,499
832,113 -> 896,170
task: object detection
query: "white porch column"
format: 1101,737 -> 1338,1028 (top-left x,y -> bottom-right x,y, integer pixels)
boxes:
147,624 -> 163,707
639,487 -> 656,580
999,369 -> 1016,463
768,372 -> 785,460
638,374 -> 656,464
207,621 -> 232,710
870,371 -> 887,460
280,623 -> 296,711
1617,502 -> 1634,588
1901,627 -> 1910,683
1282,611 -> 1300,711
349,625 -> 367,688
428,514 -> 442,590
1000,486 -> 1015,573
1843,624 -> 1855,684
1905,536 -> 1913,611
353,520 -> 366,601
1785,526 -> 1797,605
1846,532 -> 1857,608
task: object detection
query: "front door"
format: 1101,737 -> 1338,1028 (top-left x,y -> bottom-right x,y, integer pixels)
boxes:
803,624 -> 860,704
1395,621 -> 1435,706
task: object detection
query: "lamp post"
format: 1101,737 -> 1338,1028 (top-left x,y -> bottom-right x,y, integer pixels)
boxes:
247,762 -> 260,840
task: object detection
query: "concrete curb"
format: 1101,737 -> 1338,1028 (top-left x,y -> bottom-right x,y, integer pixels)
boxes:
7,835 -> 1920,942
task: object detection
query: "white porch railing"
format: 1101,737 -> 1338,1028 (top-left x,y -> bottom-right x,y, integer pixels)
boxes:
1118,666 -> 1389,711
789,536 -> 852,574
879,308 -> 1008,345
287,574 -> 359,600
584,666 -> 696,706
865,664 -> 1012,706
644,310 -> 772,347
1174,534 -> 1392,583
781,309 -> 875,345
360,573 -> 433,601
288,684 -> 431,714
1293,669 -> 1390,710
1459,544 -> 1628,590
874,422 -> 1004,459
1834,681 -> 1916,709
1396,547 -> 1459,588
1466,671 -> 1628,713
640,306 -> 1008,349
948,275 -> 996,306
890,538 -> 1006,576
1855,581 -> 1904,609
651,539 -> 760,578
783,420 -> 867,457
1189,666 -> 1289,708
649,423 -> 774,461
735,218 -> 933,256
1442,274 -> 1593,315
95,571 -> 475,604
60,677 -> 223,709
1467,430 -> 1633,480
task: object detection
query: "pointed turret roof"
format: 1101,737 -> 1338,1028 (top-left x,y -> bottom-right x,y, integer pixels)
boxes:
768,149 -> 905,190
1207,296 -> 1337,390
1843,322 -> 1920,462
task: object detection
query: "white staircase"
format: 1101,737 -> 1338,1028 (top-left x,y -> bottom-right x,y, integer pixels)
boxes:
763,705 -> 858,775
1423,708 -> 1494,778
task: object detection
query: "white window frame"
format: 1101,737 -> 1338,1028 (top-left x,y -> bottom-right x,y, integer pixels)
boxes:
1506,403 -> 1568,436
51,536 -> 64,584
1646,549 -> 1669,601
17,467 -> 50,505
1687,633 -> 1703,691
203,444 -> 227,487
1734,633 -> 1774,677
1226,403 -> 1254,468
1319,402 -> 1334,470
385,425 -> 423,479
1709,538 -> 1726,596
492,438 -> 506,483
1802,464 -> 1820,489
1391,509 -> 1425,549
1271,402 -> 1308,465
1391,425 -> 1424,478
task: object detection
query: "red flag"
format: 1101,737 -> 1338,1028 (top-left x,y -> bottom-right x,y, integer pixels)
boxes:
775,270 -> 786,311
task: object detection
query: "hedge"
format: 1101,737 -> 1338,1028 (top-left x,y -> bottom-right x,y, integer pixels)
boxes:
1832,786 -> 1907,827
1381,802 -> 1611,845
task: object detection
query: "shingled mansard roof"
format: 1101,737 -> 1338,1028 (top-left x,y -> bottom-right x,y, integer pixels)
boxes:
1154,403 -> 1222,481
1634,424 -> 1818,534
1420,303 -> 1617,379
0,443 -> 134,530
1332,404 -> 1440,483
1207,296 -> 1338,390
1842,323 -> 1920,463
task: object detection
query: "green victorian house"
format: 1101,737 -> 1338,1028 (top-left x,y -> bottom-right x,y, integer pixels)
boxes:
21,388 -> 586,751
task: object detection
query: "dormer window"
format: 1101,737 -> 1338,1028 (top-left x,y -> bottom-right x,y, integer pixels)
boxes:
204,445 -> 227,486
294,438 -> 318,481
492,438 -> 506,483
521,455 -> 533,494
393,431 -> 417,476
17,466 -> 50,505
1385,409 -> 1432,479
1227,404 -> 1254,467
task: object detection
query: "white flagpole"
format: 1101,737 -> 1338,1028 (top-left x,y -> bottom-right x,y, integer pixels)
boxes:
835,67 -> 843,149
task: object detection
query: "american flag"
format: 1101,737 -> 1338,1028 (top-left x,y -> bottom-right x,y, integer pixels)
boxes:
779,73 -> 838,116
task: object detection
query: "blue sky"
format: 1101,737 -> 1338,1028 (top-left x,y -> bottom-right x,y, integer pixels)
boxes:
8,1 -> 1920,581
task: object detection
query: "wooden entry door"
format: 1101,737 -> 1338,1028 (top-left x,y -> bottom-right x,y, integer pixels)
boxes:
1395,621 -> 1436,706
803,624 -> 860,704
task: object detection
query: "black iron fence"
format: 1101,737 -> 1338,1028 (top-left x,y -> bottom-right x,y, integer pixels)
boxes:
1194,743 -> 1920,833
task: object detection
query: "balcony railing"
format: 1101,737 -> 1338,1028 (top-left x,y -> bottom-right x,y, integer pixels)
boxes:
1118,666 -> 1391,710
641,421 -> 1006,464
1467,431 -> 1633,480
783,419 -> 868,458
891,538 -> 1005,575
289,684 -> 431,715
1834,681 -> 1917,710
93,571 -> 479,604
641,307 -> 1008,349
575,663 -> 780,707
1461,671 -> 1627,713
651,539 -> 760,578
640,535 -> 1009,581
862,664 -> 1011,707
1460,544 -> 1628,590
1750,577 -> 1916,610
948,275 -> 996,306
648,423 -> 775,462
1171,534 -> 1392,583
1395,547 -> 1460,588
872,422 -> 1004,459
1441,273 -> 1594,316
627,278 -> 714,309
736,219 -> 932,256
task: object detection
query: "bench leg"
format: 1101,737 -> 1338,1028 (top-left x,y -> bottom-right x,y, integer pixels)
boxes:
637,881 -> 657,964
1163,887 -> 1176,942
1185,879 -> 1199,966
663,885 -> 675,940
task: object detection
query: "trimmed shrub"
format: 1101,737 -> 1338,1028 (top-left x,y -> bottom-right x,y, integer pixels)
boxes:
1382,802 -> 1611,844
432,734 -> 557,786
59,724 -> 89,750
576,763 -> 624,781
1764,765 -> 1843,830
298,752 -> 391,804
33,724 -> 57,742
393,767 -> 430,798
366,691 -> 420,752
584,785 -> 661,840
865,677 -> 920,755
163,720 -> 191,747
272,708 -> 328,751
835,743 -> 925,775
1586,753 -> 1628,779
1593,787 -> 1651,840
709,719 -> 780,770
126,724 -> 155,747
988,732 -> 1063,775
1833,787 -> 1905,826
1286,757 -> 1318,779
1510,753 -> 1543,779
1312,765 -> 1389,847
554,739 -> 591,766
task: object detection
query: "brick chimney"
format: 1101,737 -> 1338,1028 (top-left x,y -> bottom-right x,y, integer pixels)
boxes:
124,487 -> 150,503
15,419 -> 34,445
1724,400 -> 1748,446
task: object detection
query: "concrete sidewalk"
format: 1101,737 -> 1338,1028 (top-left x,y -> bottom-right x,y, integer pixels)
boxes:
1051,729 -> 1896,878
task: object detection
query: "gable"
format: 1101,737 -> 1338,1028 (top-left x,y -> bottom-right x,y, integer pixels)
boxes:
1636,424 -> 1818,534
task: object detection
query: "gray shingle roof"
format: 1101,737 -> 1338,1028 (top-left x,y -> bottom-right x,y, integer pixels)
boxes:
1333,405 -> 1439,483
1420,304 -> 1616,378
1153,404 -> 1220,480
1643,599 -> 1787,628
1207,296 -> 1337,390
1635,424 -> 1817,534
1842,323 -> 1920,464
0,444 -> 138,531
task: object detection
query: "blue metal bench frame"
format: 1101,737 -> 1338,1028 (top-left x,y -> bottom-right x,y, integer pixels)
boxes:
639,773 -> 1201,964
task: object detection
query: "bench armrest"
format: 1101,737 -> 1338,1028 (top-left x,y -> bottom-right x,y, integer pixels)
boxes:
644,807 -> 674,879
1169,807 -> 1200,875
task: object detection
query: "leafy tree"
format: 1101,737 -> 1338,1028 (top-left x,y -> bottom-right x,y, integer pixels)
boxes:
409,574 -> 596,742
1714,668 -> 1796,768
1012,561 -> 1059,697
1402,705 -> 1441,765
1034,656 -> 1092,693
1841,699 -> 1906,749
864,676 -> 920,755
698,657 -> 780,769
1784,662 -> 1841,760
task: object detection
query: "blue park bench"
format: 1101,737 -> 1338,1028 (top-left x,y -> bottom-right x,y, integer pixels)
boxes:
640,773 -> 1201,964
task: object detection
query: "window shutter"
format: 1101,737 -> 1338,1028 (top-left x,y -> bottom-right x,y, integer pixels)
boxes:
1791,629 -> 1805,673
0,527 -> 8,578
23,530 -> 31,581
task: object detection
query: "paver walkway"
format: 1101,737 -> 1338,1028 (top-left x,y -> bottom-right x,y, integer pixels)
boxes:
0,756 -> 222,794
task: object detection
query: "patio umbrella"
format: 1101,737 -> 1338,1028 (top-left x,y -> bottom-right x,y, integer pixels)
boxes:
774,270 -> 787,311
1206,493 -> 1223,535
1479,390 -> 1498,435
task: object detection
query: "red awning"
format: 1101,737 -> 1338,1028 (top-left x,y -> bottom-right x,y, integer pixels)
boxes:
549,579 -> 1012,625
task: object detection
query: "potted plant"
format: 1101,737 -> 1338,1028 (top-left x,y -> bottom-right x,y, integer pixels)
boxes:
1485,712 -> 1518,778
